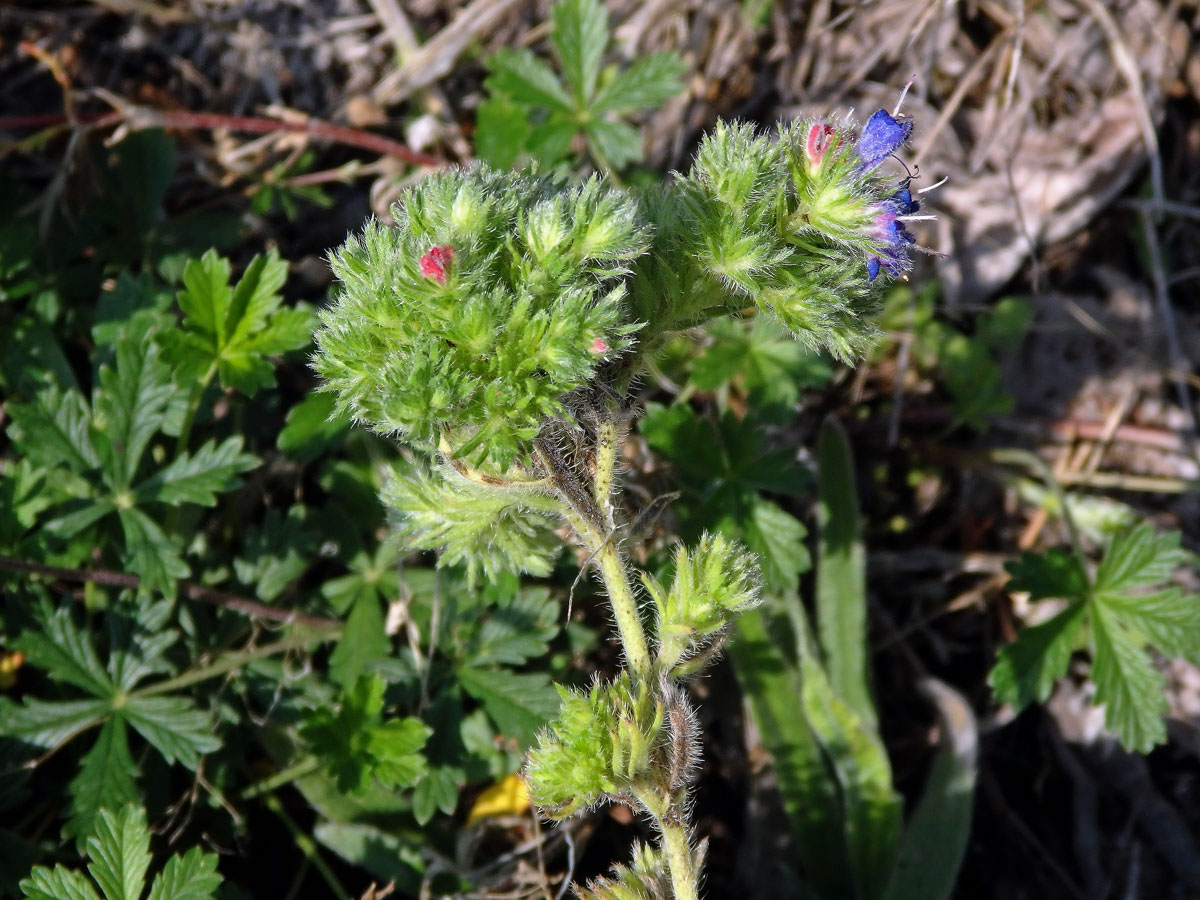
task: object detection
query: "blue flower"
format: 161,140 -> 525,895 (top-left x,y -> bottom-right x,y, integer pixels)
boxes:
856,109 -> 913,171
865,183 -> 919,282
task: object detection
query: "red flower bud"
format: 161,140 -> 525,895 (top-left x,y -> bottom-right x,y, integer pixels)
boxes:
806,123 -> 838,168
419,245 -> 455,283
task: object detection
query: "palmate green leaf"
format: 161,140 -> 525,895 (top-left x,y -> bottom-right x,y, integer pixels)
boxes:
121,696 -> 222,769
412,765 -> 464,826
487,48 -> 574,112
87,806 -> 151,900
367,718 -> 431,790
1004,548 -> 1089,601
136,437 -> 258,507
64,718 -> 139,848
551,0 -> 608,102
742,497 -> 810,592
457,667 -> 559,746
161,248 -> 313,396
1094,523 -> 1190,594
144,848 -> 222,900
474,94 -> 533,169
1091,604 -> 1168,753
591,52 -> 688,112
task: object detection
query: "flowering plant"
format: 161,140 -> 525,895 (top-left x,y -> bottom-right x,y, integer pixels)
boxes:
313,105 -> 919,899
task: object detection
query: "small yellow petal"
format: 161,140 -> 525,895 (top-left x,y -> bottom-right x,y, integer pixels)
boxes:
0,651 -> 25,690
466,773 -> 529,825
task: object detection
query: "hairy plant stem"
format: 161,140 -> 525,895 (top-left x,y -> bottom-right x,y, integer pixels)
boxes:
659,818 -> 699,900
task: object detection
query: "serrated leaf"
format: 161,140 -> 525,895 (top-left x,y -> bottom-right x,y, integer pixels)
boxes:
457,667 -> 559,746
742,497 -> 810,592
585,118 -> 644,171
0,697 -> 110,748
136,437 -> 257,507
276,391 -> 348,460
314,822 -> 424,893
6,387 -> 99,473
412,765 -> 463,826
1094,523 -> 1189,595
328,592 -> 390,687
121,696 -> 220,770
1091,603 -> 1168,753
64,718 -> 139,849
92,327 -> 177,487
486,48 -> 573,112
144,847 -> 222,900
116,507 -> 188,593
20,867 -> 102,900
367,718 -> 431,790
591,52 -> 687,112
1004,548 -> 1088,601
551,0 -> 608,102
87,806 -> 151,900
163,249 -> 308,396
474,94 -> 533,169
14,603 -> 113,697
989,602 -> 1086,710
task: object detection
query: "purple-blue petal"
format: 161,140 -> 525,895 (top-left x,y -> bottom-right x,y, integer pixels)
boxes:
866,258 -> 881,282
857,109 -> 913,170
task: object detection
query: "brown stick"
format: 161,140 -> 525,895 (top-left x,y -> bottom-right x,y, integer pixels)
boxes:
0,555 -> 339,630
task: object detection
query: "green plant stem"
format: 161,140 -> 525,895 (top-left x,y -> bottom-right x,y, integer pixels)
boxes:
241,757 -> 321,800
130,629 -> 338,698
262,792 -> 350,900
659,816 -> 698,900
175,362 -> 218,456
593,418 -> 620,520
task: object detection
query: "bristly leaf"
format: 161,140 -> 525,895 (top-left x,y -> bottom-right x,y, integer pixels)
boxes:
590,53 -> 688,113
486,48 -> 574,113
160,249 -> 314,396
551,0 -> 608,102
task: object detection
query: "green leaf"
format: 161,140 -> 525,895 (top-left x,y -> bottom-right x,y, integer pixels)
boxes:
121,696 -> 221,769
64,719 -> 139,849
1093,523 -> 1189,595
730,607 -> 854,900
1091,603 -> 1168,753
136,437 -> 257,507
14,602 -> 113,698
742,498 -> 810,592
525,115 -> 579,166
1004,548 -> 1089,601
276,392 -> 349,461
816,419 -> 873,730
161,249 -> 310,396
92,327 -> 177,487
882,681 -> 977,900
412,765 -> 464,826
550,0 -> 608,102
457,667 -> 559,746
328,592 -> 390,687
116,507 -> 188,593
6,387 -> 99,473
590,52 -> 687,112
989,602 -> 1086,710
0,697 -> 110,748
144,848 -> 222,900
314,823 -> 423,893
20,867 -> 102,900
474,94 -> 533,169
233,507 -> 315,602
486,48 -> 573,112
87,806 -> 151,900
367,718 -> 431,790
584,118 -> 644,171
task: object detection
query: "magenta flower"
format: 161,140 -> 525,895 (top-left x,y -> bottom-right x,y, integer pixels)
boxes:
419,245 -> 455,283
856,109 -> 913,171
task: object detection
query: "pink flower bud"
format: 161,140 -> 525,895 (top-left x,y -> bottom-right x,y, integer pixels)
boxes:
590,338 -> 609,355
806,123 -> 838,168
419,245 -> 455,283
